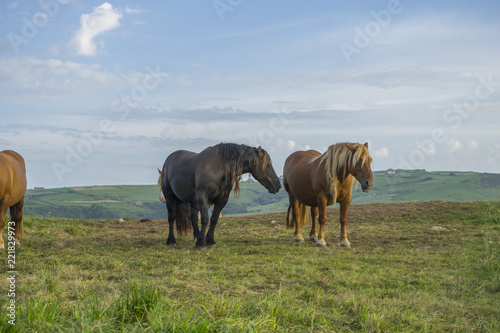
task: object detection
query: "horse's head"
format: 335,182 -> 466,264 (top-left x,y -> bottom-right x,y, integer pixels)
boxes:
346,142 -> 374,192
248,146 -> 281,194
157,168 -> 166,203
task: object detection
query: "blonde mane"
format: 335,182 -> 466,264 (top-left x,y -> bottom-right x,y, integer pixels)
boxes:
319,142 -> 372,203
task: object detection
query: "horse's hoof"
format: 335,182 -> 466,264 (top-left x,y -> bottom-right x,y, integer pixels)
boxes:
196,245 -> 207,251
294,236 -> 304,243
309,237 -> 316,243
339,240 -> 351,249
316,240 -> 327,248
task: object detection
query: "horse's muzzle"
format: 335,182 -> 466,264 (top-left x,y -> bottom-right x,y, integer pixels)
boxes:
361,180 -> 373,192
268,182 -> 281,194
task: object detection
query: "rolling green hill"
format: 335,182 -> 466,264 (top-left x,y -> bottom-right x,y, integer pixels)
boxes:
24,170 -> 500,219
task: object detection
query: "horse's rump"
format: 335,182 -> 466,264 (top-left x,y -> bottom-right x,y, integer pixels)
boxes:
0,150 -> 27,204
0,150 -> 27,247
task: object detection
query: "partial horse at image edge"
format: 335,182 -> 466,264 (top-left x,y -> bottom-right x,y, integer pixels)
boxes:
0,150 -> 27,250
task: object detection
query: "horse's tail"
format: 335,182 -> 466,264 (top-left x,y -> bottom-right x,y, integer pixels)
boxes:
286,203 -> 309,229
175,202 -> 193,235
298,203 -> 309,228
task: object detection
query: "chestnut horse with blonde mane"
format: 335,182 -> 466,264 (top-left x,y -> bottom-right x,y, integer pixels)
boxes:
283,142 -> 374,248
0,150 -> 27,250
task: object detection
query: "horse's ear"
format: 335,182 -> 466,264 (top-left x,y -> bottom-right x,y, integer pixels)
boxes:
364,142 -> 369,149
345,143 -> 357,152
254,147 -> 264,158
157,168 -> 161,174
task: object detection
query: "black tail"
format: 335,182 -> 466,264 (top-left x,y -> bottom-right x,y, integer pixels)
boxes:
175,202 -> 193,235
286,204 -> 293,229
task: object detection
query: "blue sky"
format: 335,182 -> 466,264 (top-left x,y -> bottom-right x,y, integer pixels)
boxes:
1,0 -> 499,188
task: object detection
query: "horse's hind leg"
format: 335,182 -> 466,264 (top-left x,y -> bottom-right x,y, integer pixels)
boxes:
0,201 -> 6,250
289,194 -> 304,242
165,202 -> 177,246
309,206 -> 318,242
10,198 -> 24,245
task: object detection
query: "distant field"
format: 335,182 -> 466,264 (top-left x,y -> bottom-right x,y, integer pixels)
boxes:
1,201 -> 498,332
23,170 -> 500,220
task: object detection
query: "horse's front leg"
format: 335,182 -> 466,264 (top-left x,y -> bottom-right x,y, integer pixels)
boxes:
194,193 -> 209,250
189,206 -> 200,241
206,199 -> 227,246
309,206 -> 318,242
316,197 -> 328,247
339,200 -> 351,248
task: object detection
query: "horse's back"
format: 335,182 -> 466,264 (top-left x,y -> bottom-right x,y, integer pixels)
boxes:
0,150 -> 27,205
283,150 -> 321,180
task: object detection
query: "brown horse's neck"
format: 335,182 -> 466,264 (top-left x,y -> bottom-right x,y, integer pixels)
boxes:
315,150 -> 355,202
316,151 -> 352,184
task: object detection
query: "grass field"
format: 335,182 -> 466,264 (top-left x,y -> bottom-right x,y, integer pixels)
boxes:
1,201 -> 499,332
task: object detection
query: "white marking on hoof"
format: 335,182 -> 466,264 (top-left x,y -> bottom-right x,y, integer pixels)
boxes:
0,244 -> 4,250
339,239 -> 351,249
294,235 -> 304,243
16,241 -> 21,246
316,239 -> 327,247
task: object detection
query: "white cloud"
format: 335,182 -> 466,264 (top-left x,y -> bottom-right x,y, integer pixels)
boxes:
0,57 -> 166,105
69,2 -> 123,57
286,140 -> 295,150
373,147 -> 389,158
447,138 -> 462,153
7,1 -> 19,9
125,7 -> 146,14
468,140 -> 479,150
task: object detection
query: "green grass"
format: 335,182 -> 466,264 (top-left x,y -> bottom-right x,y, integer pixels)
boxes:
1,201 -> 499,332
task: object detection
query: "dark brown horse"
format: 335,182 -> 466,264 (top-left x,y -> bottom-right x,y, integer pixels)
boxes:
159,143 -> 281,250
0,150 -> 27,250
283,142 -> 374,248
